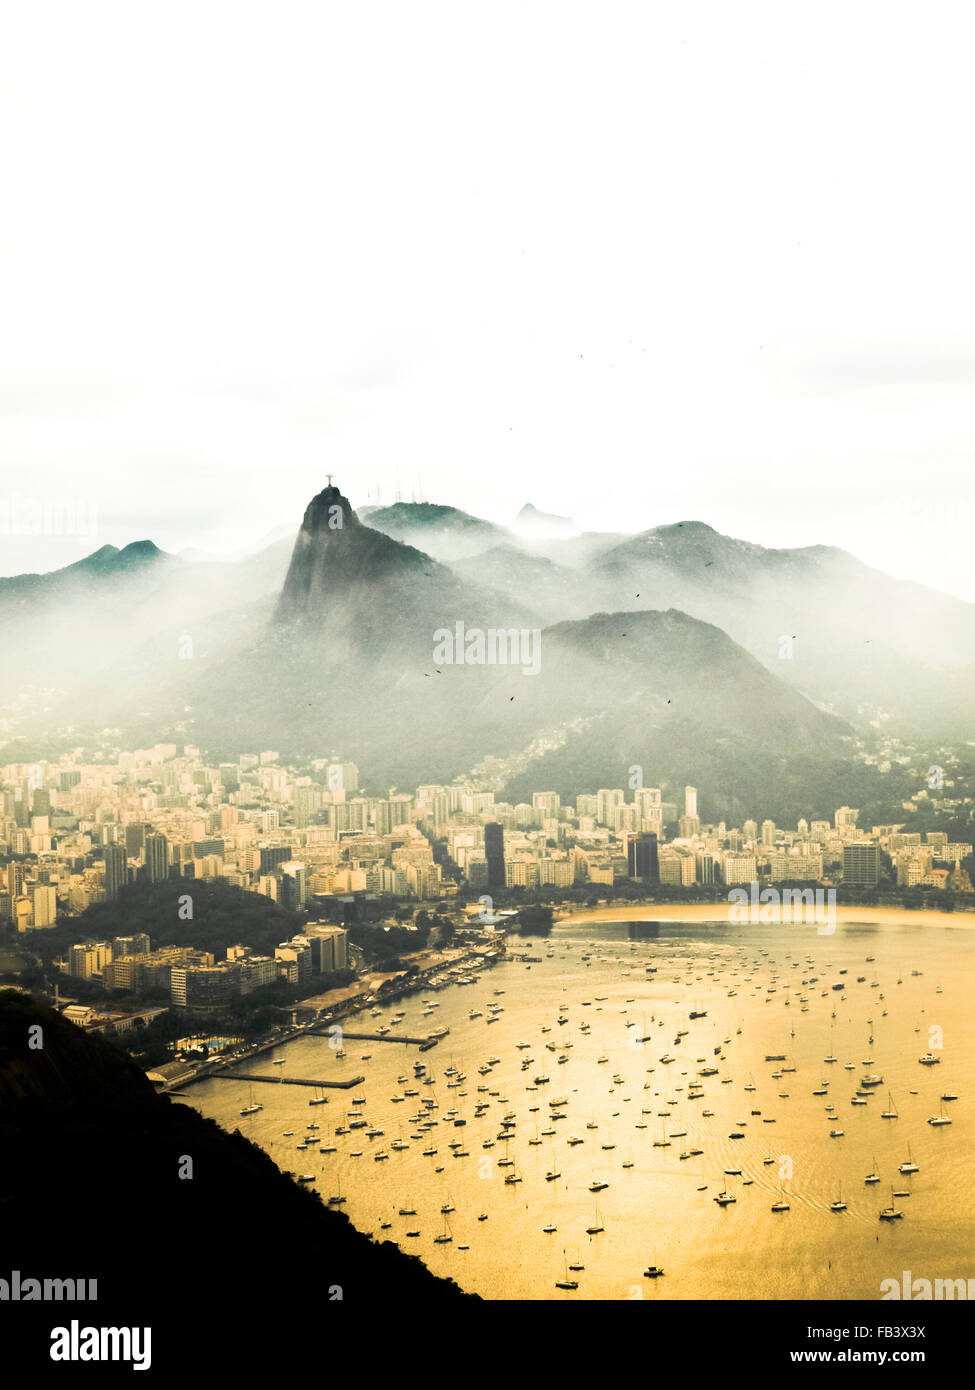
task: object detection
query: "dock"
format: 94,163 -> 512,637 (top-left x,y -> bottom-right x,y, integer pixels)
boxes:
309,1028 -> 442,1048
209,1073 -> 365,1090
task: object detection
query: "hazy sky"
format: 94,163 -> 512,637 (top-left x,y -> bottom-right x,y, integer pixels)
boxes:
2,2 -> 974,597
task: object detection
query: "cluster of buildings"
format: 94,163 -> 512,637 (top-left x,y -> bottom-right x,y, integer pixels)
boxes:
444,788 -> 972,895
1,749 -> 973,952
61,924 -> 349,1013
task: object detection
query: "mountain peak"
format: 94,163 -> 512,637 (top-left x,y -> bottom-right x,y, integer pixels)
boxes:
299,482 -> 361,535
273,481 -> 435,625
511,502 -> 578,539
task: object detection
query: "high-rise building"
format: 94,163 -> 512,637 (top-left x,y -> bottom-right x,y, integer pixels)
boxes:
68,940 -> 113,979
684,786 -> 698,819
31,885 -> 58,928
723,854 -> 758,885
125,823 -> 147,858
112,932 -> 150,958
626,832 -> 659,883
327,761 -> 360,792
278,861 -> 309,912
596,789 -> 625,827
695,851 -> 719,885
103,844 -> 128,901
844,842 -> 880,888
145,833 -> 169,884
484,823 -> 506,893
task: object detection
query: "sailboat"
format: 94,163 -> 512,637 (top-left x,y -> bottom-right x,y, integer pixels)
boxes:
556,1252 -> 579,1290
585,1201 -> 604,1234
879,1188 -> 903,1221
864,1156 -> 880,1185
830,1182 -> 847,1212
881,1091 -> 898,1119
898,1144 -> 919,1175
927,1102 -> 952,1126
240,1085 -> 262,1116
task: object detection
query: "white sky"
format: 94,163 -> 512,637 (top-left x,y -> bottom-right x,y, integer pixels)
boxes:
1,2 -> 974,596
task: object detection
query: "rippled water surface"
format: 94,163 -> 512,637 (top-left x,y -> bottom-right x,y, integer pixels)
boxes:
189,916 -> 975,1300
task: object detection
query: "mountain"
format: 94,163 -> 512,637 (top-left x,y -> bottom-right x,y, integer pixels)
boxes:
358,501 -> 510,561
172,485 -> 540,763
0,992 -> 474,1372
123,484 -> 845,814
3,482 -> 971,803
588,522 -> 975,734
0,539 -> 170,602
467,608 -> 856,822
451,544 -> 597,624
510,502 -> 579,539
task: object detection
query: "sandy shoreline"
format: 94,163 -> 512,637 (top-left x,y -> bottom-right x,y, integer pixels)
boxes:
556,902 -> 975,931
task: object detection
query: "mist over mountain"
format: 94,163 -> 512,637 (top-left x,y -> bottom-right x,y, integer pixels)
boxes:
510,501 -> 579,539
588,522 -> 975,735
357,500 -> 510,562
465,608 -> 855,822
2,481 -> 972,808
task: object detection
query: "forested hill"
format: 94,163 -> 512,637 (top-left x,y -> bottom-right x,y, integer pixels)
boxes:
23,877 -> 303,961
0,992 -> 476,1374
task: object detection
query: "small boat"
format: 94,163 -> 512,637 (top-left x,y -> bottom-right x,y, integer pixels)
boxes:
879,1189 -> 903,1221
898,1144 -> 919,1174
